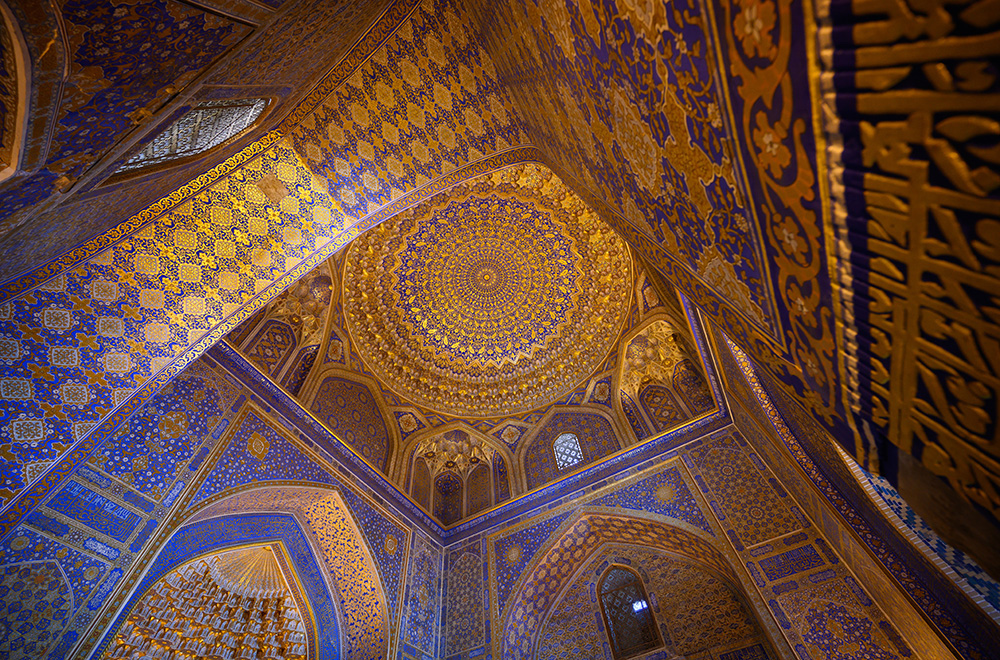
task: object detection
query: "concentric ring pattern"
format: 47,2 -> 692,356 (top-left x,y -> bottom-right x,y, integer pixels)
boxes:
343,163 -> 632,417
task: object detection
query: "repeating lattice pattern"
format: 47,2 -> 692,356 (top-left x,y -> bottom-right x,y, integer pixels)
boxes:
553,433 -> 583,470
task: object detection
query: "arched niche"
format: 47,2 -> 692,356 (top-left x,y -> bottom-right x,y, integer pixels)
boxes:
95,514 -> 339,660
498,511 -> 790,659
0,0 -> 29,184
516,407 -> 625,491
540,547 -> 776,660
184,485 -> 393,660
104,544 -> 311,660
614,313 -> 715,443
401,424 -> 515,524
299,367 -> 398,473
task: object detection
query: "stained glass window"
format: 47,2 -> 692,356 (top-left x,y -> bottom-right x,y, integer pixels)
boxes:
119,98 -> 267,172
553,432 -> 584,470
599,566 -> 660,659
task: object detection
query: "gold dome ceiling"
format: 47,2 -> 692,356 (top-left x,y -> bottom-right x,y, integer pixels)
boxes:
343,163 -> 632,417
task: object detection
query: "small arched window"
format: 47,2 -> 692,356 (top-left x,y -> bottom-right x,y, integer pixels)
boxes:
553,432 -> 584,470
599,566 -> 661,659
119,98 -> 267,172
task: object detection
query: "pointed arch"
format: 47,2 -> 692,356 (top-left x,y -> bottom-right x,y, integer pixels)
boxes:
497,511 -> 789,659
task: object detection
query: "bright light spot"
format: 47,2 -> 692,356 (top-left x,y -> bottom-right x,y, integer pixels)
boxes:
632,600 -> 647,612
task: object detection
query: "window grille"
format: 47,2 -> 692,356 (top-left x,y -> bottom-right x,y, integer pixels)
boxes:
599,566 -> 660,659
119,98 -> 267,172
553,432 -> 584,470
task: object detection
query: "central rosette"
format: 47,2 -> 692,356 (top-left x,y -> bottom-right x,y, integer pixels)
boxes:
343,164 -> 632,417
393,203 -> 576,367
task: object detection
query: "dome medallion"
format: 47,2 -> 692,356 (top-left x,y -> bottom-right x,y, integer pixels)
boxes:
344,164 -> 632,417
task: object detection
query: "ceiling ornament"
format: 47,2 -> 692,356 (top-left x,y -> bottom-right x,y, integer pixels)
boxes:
620,320 -> 687,401
343,163 -> 632,417
106,545 -> 308,660
265,263 -> 335,347
417,429 -> 491,477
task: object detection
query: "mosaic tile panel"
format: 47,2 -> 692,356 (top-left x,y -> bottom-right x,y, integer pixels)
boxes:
590,467 -> 712,535
88,358 -> 237,499
244,319 -> 297,376
301,492 -> 388,658
492,511 -> 573,618
673,359 -> 714,415
473,0 -> 774,335
639,384 -> 686,432
445,548 -> 484,654
401,532 -> 441,656
537,576 -> 607,660
0,527 -> 107,660
690,433 -> 799,547
500,514 -> 735,657
524,413 -> 620,489
310,375 -> 392,470
0,0 -> 529,533
191,410 -> 338,505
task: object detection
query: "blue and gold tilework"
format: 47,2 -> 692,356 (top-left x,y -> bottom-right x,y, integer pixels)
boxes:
725,336 -> 987,658
87,357 -> 238,500
444,542 -> 485,656
538,546 -> 770,660
399,532 -> 442,657
190,408 -> 339,506
0,0 -> 527,537
311,375 -> 394,470
182,486 -> 391,660
522,412 -> 621,489
91,514 -> 341,660
341,162 -> 630,418
498,513 -> 735,658
472,0 -> 773,336
0,0 -> 251,239
0,526 -> 109,660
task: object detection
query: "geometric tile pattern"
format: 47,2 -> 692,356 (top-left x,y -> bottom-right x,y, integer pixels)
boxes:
311,376 -> 392,470
862,468 -> 1000,614
524,413 -> 620,489
244,319 -> 297,376
673,359 -> 714,415
690,434 -> 799,547
342,163 -> 631,417
590,467 -> 713,536
400,533 -> 440,656
501,514 -> 734,657
445,549 -> 484,654
91,513 -> 341,660
537,575 -> 607,660
191,410 -> 338,506
639,384 -> 685,432
0,527 -> 107,660
87,357 -> 236,499
0,561 -> 75,660
539,546 -> 765,660
0,0 -> 249,239
185,487 -> 388,660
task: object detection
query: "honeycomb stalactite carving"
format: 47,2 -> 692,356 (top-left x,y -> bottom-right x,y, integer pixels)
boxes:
105,546 -> 308,660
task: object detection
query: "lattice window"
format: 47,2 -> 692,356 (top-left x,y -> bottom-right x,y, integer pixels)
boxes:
553,432 -> 584,470
119,98 -> 267,172
599,566 -> 660,659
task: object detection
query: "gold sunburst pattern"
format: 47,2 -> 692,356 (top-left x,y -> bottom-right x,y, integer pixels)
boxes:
343,163 -> 632,417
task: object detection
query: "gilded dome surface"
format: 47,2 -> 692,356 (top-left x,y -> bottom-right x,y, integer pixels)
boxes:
343,163 -> 632,417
